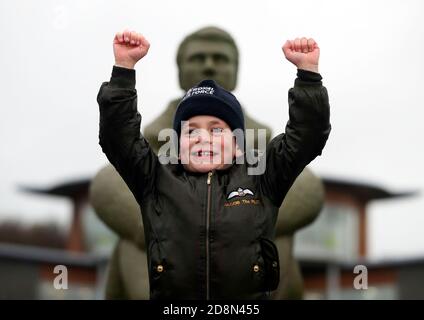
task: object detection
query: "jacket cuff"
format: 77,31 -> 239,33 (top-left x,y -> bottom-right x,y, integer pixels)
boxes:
109,65 -> 136,89
297,69 -> 322,82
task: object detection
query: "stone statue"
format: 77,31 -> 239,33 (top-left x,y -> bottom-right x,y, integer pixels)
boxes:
90,26 -> 324,300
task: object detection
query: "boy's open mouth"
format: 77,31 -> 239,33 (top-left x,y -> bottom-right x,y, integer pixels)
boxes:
191,150 -> 217,157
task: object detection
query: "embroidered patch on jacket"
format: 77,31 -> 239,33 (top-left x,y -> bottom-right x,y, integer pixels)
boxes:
227,187 -> 254,199
224,198 -> 261,207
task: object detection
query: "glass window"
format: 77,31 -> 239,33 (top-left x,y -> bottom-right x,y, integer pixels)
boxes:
294,204 -> 359,262
81,205 -> 118,256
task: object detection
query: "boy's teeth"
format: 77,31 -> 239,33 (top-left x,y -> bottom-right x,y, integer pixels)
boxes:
197,151 -> 213,156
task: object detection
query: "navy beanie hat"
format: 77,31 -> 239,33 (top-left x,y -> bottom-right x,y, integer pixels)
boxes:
173,79 -> 245,137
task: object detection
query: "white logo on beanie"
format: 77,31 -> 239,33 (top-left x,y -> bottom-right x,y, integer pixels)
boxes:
184,87 -> 215,99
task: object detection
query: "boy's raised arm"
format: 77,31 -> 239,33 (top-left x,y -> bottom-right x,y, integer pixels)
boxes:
260,37 -> 331,207
97,31 -> 156,203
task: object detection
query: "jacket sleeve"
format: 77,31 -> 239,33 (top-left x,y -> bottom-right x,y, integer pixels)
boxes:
259,69 -> 331,207
97,66 -> 158,203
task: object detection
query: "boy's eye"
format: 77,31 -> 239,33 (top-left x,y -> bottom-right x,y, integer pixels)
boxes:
187,128 -> 198,136
211,127 -> 224,134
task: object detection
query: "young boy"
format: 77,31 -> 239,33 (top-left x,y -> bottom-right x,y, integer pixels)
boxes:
97,30 -> 331,300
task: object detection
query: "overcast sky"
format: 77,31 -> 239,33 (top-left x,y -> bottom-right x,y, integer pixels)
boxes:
1,0 -> 423,260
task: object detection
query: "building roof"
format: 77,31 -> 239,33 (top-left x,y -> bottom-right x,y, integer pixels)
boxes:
19,178 -> 91,199
322,177 -> 417,202
21,176 -> 417,203
298,254 -> 424,273
0,242 -> 107,267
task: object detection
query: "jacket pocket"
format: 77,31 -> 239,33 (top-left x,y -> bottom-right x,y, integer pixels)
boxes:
149,239 -> 164,281
259,237 -> 280,291
148,239 -> 172,299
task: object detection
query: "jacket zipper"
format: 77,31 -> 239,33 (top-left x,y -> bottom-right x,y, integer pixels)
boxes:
206,171 -> 213,300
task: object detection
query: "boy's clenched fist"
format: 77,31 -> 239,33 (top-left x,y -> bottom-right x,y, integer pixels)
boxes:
113,30 -> 150,69
282,37 -> 319,73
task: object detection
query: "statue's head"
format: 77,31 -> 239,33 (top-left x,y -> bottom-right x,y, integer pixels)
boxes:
177,26 -> 239,92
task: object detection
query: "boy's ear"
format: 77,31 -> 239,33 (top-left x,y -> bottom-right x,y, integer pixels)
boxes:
235,144 -> 244,157
232,136 -> 244,158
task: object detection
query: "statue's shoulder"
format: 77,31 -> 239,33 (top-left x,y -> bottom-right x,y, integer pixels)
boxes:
244,110 -> 272,132
242,107 -> 273,143
143,98 -> 181,137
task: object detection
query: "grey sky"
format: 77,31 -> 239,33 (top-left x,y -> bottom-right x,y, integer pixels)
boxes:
1,0 -> 423,260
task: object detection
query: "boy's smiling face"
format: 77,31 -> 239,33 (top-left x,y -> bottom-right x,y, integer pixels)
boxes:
179,115 -> 239,173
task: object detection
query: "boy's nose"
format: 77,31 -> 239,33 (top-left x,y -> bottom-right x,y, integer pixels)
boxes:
196,130 -> 211,144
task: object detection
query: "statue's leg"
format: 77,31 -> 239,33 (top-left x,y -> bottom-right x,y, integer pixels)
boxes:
271,236 -> 303,300
119,238 -> 150,300
105,240 -> 127,299
272,168 -> 325,299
